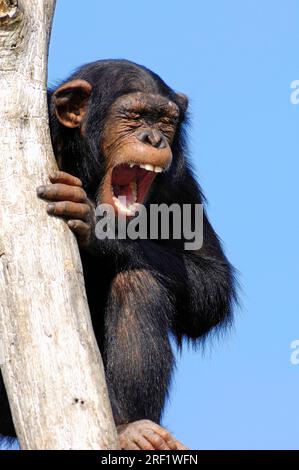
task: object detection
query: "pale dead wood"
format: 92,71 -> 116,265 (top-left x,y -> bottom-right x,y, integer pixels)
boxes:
0,0 -> 118,450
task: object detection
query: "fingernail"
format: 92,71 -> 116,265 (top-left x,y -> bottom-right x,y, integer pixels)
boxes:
37,186 -> 45,196
47,204 -> 55,214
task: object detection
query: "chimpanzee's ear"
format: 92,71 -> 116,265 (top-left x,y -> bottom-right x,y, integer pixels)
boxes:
53,79 -> 92,128
175,92 -> 189,114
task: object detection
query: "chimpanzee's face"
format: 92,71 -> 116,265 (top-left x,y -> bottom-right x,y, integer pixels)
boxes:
100,92 -> 179,216
53,79 -> 182,217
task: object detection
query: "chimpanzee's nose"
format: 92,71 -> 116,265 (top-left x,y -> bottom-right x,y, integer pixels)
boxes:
137,129 -> 167,149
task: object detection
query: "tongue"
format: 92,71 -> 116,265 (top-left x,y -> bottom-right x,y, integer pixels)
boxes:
112,165 -> 138,206
113,183 -> 136,205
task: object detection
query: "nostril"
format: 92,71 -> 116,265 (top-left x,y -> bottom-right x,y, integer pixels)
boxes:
137,131 -> 151,144
137,130 -> 166,149
155,137 -> 167,149
159,139 -> 167,149
151,131 -> 167,149
151,130 -> 163,148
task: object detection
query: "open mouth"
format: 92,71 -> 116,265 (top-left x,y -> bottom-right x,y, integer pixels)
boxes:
110,163 -> 165,216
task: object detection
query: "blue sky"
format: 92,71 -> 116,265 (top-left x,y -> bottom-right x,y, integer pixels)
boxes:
48,0 -> 299,450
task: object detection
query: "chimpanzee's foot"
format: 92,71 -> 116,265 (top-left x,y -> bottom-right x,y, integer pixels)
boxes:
117,419 -> 189,450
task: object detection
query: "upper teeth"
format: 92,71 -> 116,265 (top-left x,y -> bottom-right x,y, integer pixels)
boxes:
129,163 -> 164,173
153,166 -> 163,173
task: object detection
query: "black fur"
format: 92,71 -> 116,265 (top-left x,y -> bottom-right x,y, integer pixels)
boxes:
0,60 -> 236,435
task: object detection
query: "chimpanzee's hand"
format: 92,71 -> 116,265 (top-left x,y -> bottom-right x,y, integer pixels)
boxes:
37,171 -> 95,248
117,420 -> 189,451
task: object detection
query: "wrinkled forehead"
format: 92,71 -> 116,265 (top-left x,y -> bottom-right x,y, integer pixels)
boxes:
110,92 -> 180,118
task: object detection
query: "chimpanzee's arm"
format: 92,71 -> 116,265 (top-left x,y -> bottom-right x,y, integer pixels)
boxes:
103,267 -> 175,425
139,214 -> 236,343
135,167 -> 236,342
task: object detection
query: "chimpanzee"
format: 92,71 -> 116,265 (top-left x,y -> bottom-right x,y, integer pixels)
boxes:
0,59 -> 236,450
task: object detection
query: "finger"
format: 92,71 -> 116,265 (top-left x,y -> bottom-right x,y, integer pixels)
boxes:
68,220 -> 90,240
143,430 -> 170,450
47,201 -> 90,220
133,435 -> 155,451
49,171 -> 83,187
160,432 -> 178,450
175,440 -> 190,450
37,184 -> 87,203
144,423 -> 177,450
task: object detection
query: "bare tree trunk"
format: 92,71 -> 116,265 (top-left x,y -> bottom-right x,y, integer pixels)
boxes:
0,0 -> 118,450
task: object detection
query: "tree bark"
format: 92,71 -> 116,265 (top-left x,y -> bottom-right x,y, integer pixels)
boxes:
0,0 -> 118,450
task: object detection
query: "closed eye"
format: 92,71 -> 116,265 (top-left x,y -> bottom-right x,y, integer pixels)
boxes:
126,112 -> 141,120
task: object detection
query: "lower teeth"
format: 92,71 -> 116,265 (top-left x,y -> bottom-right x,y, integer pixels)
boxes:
130,181 -> 137,203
